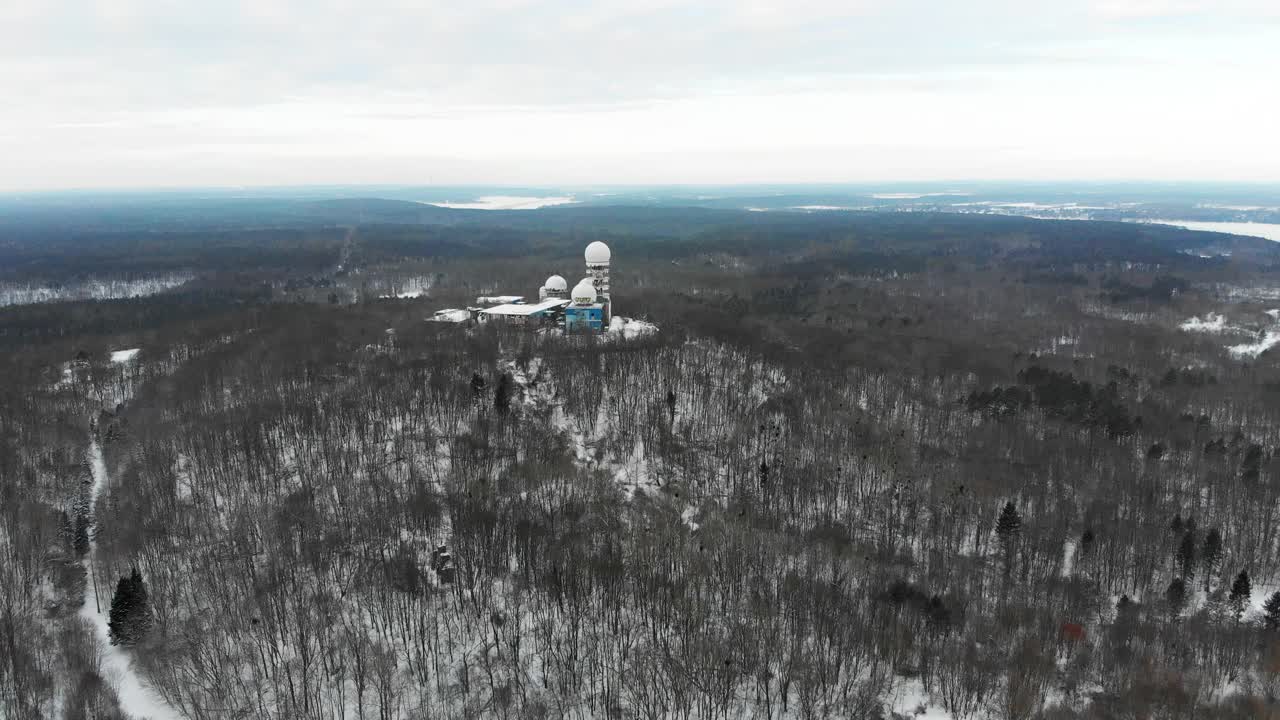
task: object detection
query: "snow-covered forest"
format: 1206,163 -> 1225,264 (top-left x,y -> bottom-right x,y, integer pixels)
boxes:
5,202 -> 1280,719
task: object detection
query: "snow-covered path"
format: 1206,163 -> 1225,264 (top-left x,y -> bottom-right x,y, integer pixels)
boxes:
79,438 -> 183,720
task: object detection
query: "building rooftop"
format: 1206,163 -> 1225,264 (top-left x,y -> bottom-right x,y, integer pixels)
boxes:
429,308 -> 471,323
476,295 -> 524,305
480,298 -> 570,316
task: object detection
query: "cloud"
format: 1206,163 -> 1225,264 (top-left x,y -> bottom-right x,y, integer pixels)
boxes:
1,0 -> 1278,188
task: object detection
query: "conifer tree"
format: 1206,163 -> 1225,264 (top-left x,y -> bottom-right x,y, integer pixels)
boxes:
1202,529 -> 1222,591
108,567 -> 152,646
1265,592 -> 1280,631
996,501 -> 1022,540
996,501 -> 1022,579
1229,570 -> 1251,620
494,372 -> 514,413
1166,577 -> 1187,617
1177,531 -> 1197,582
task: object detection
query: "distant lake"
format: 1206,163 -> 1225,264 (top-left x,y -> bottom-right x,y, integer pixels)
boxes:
1146,220 -> 1280,243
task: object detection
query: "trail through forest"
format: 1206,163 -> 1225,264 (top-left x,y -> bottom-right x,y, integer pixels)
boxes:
79,437 -> 182,720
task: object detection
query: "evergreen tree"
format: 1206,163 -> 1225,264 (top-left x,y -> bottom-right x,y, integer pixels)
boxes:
1202,529 -> 1222,591
494,372 -> 514,413
72,510 -> 90,557
470,372 -> 486,400
1170,513 -> 1184,535
996,501 -> 1022,540
1229,570 -> 1251,620
108,567 -> 152,646
1265,592 -> 1280,631
1165,577 -> 1187,617
1177,530 -> 1197,582
759,460 -> 769,489
996,501 -> 1022,579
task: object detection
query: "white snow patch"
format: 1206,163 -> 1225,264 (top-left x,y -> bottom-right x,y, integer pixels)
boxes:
890,677 -> 954,719
426,195 -> 577,210
1142,219 -> 1280,243
0,274 -> 193,307
110,348 -> 140,363
1229,330 -> 1280,359
1181,314 -> 1229,333
680,505 -> 700,531
379,277 -> 434,299
872,192 -> 969,200
608,316 -> 659,338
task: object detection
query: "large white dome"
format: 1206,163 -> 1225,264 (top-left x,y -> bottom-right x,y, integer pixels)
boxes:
585,241 -> 611,265
571,279 -> 597,304
544,275 -> 568,291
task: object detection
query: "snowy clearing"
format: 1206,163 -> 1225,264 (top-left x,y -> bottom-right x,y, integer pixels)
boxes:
0,274 -> 193,307
1180,314 -> 1229,333
425,195 -> 577,210
608,316 -> 659,338
110,348 -> 141,363
1228,330 -> 1280,359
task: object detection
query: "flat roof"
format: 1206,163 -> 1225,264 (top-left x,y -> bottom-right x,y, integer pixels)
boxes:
480,298 -> 570,316
476,295 -> 524,305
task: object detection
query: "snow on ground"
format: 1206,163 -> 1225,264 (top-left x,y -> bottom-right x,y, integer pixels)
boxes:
81,440 -> 182,720
379,276 -> 434,299
1061,539 -> 1078,578
889,678 -> 954,719
0,274 -> 193,307
1176,309 -> 1280,358
425,195 -> 577,210
680,505 -> 701,531
1144,220 -> 1280,243
1229,330 -> 1280,358
1181,313 -> 1229,333
110,348 -> 140,363
608,316 -> 658,338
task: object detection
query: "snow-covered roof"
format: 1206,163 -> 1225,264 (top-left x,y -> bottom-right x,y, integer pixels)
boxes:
480,298 -> 570,316
429,309 -> 471,323
476,295 -> 523,305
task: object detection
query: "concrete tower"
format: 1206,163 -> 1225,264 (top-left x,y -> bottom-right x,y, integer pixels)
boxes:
584,241 -> 611,321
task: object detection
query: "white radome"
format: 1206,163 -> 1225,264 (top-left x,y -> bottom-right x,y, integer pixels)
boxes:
572,280 -> 597,304
544,275 -> 568,291
585,241 -> 611,265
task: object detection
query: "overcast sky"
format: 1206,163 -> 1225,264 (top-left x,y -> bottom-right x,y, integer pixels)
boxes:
2,0 -> 1278,190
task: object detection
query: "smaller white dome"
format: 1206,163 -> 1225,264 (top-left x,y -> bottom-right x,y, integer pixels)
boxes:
571,280 -> 597,305
585,241 -> 611,265
544,275 -> 568,291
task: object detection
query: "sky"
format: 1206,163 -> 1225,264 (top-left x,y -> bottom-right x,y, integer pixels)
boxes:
2,0 -> 1279,190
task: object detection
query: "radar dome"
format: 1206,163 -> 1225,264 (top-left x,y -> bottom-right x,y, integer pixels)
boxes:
571,279 -> 598,305
544,275 -> 568,291
584,241 -> 611,265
